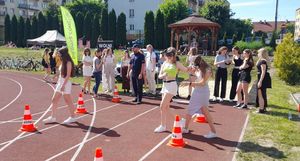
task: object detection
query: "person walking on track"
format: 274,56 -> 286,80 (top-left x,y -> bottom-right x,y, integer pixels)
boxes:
234,49 -> 254,109
145,44 -> 157,96
52,48 -> 62,84
82,48 -> 93,94
127,44 -> 145,104
92,48 -> 104,98
229,46 -> 243,102
42,48 -> 51,82
181,55 -> 217,138
43,47 -> 77,124
102,48 -> 116,94
213,46 -> 231,102
154,47 -> 192,133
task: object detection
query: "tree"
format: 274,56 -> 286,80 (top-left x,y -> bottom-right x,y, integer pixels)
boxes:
31,16 -> 38,38
75,12 -> 84,38
83,12 -> 92,40
52,14 -> 60,31
91,14 -> 100,48
286,23 -> 295,34
116,13 -> 127,46
241,33 -> 245,41
37,12 -> 46,36
24,18 -> 31,45
270,31 -> 277,49
144,11 -> 155,46
155,9 -> 165,49
100,7 -> 109,40
66,0 -> 104,18
108,9 -> 117,46
46,13 -> 53,30
232,34 -> 237,46
17,16 -> 25,47
4,15 -> 10,43
10,15 -> 18,44
164,9 -> 176,48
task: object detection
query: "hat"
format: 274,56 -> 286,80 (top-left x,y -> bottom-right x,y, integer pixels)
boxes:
132,44 -> 140,48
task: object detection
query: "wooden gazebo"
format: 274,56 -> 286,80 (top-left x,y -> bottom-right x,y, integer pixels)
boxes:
168,14 -> 220,54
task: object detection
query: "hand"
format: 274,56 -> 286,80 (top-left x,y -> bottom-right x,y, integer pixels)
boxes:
138,74 -> 143,79
60,85 -> 65,92
257,81 -> 262,88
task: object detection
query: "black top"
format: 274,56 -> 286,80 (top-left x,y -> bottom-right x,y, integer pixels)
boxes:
241,59 -> 253,73
130,52 -> 145,77
256,60 -> 268,74
233,57 -> 243,68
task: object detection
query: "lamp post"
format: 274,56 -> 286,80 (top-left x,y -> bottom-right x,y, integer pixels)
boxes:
274,0 -> 279,32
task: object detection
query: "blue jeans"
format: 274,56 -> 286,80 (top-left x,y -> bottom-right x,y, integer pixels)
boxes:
93,71 -> 102,95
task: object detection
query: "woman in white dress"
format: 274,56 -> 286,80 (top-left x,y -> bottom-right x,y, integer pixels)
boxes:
82,48 -> 93,94
102,48 -> 116,93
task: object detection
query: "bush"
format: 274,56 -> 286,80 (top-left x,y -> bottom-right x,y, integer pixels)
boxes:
274,33 -> 300,85
234,41 -> 264,51
264,46 -> 274,56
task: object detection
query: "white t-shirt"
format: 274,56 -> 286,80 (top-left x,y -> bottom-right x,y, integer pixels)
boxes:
188,55 -> 197,67
83,55 -> 93,67
146,51 -> 156,70
104,55 -> 115,64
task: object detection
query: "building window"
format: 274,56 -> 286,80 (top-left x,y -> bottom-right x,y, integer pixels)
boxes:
129,9 -> 134,18
129,0 -> 134,2
10,0 -> 14,3
130,24 -> 134,30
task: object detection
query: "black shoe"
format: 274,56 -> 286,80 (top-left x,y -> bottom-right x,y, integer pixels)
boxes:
132,99 -> 138,102
187,95 -> 191,100
238,104 -> 248,109
136,101 -> 142,105
233,103 -> 242,108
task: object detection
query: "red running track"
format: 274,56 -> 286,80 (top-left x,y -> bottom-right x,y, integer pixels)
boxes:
0,71 -> 248,161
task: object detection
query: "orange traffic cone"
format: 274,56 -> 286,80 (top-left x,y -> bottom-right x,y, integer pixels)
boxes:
111,86 -> 121,103
194,114 -> 207,123
94,147 -> 104,161
19,105 -> 37,132
167,115 -> 186,148
75,93 -> 88,114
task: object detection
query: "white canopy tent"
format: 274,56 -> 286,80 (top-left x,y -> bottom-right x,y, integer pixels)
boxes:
27,30 -> 66,46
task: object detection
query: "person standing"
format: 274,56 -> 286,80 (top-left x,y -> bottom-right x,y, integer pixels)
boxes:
43,47 -> 77,124
213,46 -> 231,102
186,47 -> 198,100
42,48 -> 51,82
229,46 -> 243,102
154,47 -> 192,133
82,48 -> 93,94
121,50 -> 131,93
102,48 -> 116,94
145,44 -> 157,96
52,48 -> 61,83
256,48 -> 271,113
92,48 -> 103,98
181,55 -> 217,138
234,49 -> 254,109
127,44 -> 145,104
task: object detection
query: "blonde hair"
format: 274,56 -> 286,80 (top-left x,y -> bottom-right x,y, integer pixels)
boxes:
257,48 -> 270,66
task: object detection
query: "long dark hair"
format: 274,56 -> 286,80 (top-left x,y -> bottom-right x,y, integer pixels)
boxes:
83,47 -> 91,56
243,49 -> 254,67
232,46 -> 241,55
59,47 -> 75,78
194,55 -> 210,77
165,47 -> 177,64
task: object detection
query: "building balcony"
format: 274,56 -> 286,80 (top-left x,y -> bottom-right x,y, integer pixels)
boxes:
0,0 -> 5,6
18,3 -> 40,11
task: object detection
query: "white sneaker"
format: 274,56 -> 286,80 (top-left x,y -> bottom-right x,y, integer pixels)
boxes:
219,98 -> 224,102
180,118 -> 186,129
43,116 -> 56,124
229,99 -> 234,103
212,97 -> 217,101
182,128 -> 189,134
62,117 -> 77,124
154,125 -> 166,133
204,132 -> 217,139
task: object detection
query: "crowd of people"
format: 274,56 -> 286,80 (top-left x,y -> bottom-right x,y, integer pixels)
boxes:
41,44 -> 272,139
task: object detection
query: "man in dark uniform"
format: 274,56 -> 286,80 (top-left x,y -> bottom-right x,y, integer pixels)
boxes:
127,44 -> 145,104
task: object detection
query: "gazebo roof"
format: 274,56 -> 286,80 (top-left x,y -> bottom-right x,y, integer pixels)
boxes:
168,14 -> 220,29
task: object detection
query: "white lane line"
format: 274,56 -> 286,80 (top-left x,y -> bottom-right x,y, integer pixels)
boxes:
138,134 -> 172,161
0,99 -> 133,147
70,98 -> 97,161
0,120 -> 37,123
0,99 -> 93,125
0,77 -> 23,112
231,113 -> 250,161
0,76 -> 55,152
45,106 -> 159,161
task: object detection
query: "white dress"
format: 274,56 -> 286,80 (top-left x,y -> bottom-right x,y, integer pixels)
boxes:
82,55 -> 93,77
55,65 -> 72,95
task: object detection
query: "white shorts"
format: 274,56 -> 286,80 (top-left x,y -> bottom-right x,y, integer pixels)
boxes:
161,81 -> 178,96
55,77 -> 72,94
83,66 -> 93,77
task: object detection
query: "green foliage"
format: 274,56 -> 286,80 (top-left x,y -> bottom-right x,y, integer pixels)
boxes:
274,33 -> 300,85
10,15 -> 18,44
286,23 -> 295,34
232,34 -> 237,45
108,9 -> 117,47
241,33 -> 245,41
116,13 -> 127,46
17,16 -> 25,47
234,41 -> 264,51
91,14 -> 100,48
155,9 -> 165,49
83,12 -> 92,40
100,7 -> 109,40
46,13 -> 53,30
37,12 -> 46,36
24,18 -> 31,45
75,12 -> 84,38
52,15 -> 60,31
4,15 -> 10,43
65,0 -> 104,18
164,9 -> 176,48
269,31 -> 277,49
31,16 -> 38,38
144,11 -> 155,46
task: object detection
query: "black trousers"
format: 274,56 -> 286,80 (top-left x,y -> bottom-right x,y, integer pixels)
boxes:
214,68 -> 227,98
256,88 -> 268,108
230,69 -> 240,100
132,75 -> 144,102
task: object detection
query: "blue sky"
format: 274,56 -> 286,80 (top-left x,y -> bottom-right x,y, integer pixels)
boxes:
228,0 -> 299,22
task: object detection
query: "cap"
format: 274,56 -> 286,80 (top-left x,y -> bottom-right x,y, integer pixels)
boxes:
132,44 -> 140,48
